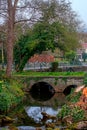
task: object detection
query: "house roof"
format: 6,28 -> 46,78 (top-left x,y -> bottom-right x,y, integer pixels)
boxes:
28,54 -> 54,63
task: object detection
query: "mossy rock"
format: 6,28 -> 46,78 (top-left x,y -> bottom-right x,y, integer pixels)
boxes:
8,124 -> 18,130
68,121 -> 87,130
46,128 -> 53,130
46,128 -> 60,130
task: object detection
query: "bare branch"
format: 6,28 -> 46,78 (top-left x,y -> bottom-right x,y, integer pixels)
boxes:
15,18 -> 39,24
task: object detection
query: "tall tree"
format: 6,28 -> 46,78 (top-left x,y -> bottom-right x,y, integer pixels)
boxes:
0,0 -> 38,77
6,0 -> 16,77
0,0 -> 83,76
14,21 -> 79,71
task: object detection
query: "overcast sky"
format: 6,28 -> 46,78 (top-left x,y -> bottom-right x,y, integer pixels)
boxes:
70,0 -> 87,27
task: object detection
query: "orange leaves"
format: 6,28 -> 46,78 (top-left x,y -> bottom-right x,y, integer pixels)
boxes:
82,87 -> 87,97
75,87 -> 87,110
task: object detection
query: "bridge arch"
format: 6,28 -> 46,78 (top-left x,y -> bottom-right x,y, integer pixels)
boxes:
29,81 -> 55,101
63,84 -> 77,96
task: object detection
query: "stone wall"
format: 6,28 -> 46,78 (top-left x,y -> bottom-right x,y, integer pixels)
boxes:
28,76 -> 83,92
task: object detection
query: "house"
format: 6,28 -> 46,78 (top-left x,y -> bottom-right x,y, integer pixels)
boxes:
24,53 -> 54,70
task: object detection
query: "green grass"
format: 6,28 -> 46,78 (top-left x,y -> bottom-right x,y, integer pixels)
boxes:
13,71 -> 85,77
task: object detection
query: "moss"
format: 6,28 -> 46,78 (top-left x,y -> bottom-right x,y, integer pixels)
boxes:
54,77 -> 58,85
8,125 -> 18,130
57,104 -> 85,123
62,77 -> 67,83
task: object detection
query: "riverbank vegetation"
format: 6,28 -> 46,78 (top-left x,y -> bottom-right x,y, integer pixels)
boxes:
0,77 -> 24,114
57,87 -> 87,129
0,72 -> 87,129
0,70 -> 86,113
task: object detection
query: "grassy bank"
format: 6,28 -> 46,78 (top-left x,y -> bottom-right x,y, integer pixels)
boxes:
13,71 -> 85,77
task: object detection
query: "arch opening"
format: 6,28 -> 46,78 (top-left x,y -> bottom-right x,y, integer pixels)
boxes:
30,81 -> 55,101
63,85 -> 77,96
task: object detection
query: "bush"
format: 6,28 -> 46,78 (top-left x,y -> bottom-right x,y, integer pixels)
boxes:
66,91 -> 82,103
57,104 -> 85,122
83,73 -> 87,85
51,62 -> 58,72
0,79 -> 24,113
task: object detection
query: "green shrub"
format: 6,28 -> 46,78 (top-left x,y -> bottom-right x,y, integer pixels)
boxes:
51,62 -> 58,72
71,106 -> 85,122
57,105 -> 85,122
83,73 -> 87,85
0,79 -> 24,113
66,91 -> 82,103
57,104 -> 71,119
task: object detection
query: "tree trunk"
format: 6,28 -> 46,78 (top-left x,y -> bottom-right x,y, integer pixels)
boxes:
6,24 -> 14,77
6,0 -> 15,77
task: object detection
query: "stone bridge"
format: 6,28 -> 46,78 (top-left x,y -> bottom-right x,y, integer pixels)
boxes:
28,76 -> 84,92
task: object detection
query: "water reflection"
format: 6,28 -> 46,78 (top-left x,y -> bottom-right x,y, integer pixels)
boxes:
28,92 -> 66,107
18,126 -> 36,130
24,92 -> 66,125
25,106 -> 60,123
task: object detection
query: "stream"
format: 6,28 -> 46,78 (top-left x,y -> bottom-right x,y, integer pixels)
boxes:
0,83 -> 67,130
18,93 -> 66,130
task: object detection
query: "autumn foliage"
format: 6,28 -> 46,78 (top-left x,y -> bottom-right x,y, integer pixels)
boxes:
76,87 -> 87,111
82,87 -> 87,97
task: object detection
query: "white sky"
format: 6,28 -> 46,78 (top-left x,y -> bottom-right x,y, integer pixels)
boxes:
70,0 -> 87,27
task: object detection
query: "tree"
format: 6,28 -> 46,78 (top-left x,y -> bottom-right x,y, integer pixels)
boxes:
0,0 -> 40,76
14,31 -> 39,71
14,22 -> 55,72
14,21 -> 79,71
36,0 -> 82,31
0,29 -> 6,69
65,51 -> 76,63
0,0 -> 83,76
